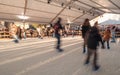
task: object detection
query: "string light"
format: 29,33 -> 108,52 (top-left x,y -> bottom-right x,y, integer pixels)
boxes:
47,0 -> 51,4
61,3 -> 64,7
93,13 -> 95,16
69,6 -> 71,9
83,11 -> 85,14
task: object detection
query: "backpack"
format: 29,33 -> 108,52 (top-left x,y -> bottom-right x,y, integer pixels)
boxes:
53,23 -> 59,31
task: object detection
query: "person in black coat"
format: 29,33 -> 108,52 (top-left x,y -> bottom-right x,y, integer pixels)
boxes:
84,26 -> 104,71
81,18 -> 91,53
17,26 -> 22,40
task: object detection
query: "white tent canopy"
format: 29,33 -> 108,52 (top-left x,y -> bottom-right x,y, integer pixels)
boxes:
99,19 -> 120,25
0,0 -> 120,24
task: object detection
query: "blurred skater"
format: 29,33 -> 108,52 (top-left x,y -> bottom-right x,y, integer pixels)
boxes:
53,17 -> 63,52
81,18 -> 91,53
111,26 -> 116,42
9,22 -> 19,43
103,27 -> 111,49
84,26 -> 104,71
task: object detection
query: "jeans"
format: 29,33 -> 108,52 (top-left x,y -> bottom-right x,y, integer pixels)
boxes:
111,32 -> 116,42
103,40 -> 110,49
85,48 -> 98,67
12,34 -> 19,43
55,33 -> 61,49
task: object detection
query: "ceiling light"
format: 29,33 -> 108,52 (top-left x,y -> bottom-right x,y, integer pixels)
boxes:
78,8 -> 80,10
17,15 -> 29,20
89,11 -> 92,14
61,3 -> 64,7
47,0 -> 51,4
69,6 -> 71,9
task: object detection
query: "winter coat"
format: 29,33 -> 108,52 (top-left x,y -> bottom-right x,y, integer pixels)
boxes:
54,22 -> 63,34
103,30 -> 111,41
87,27 -> 103,50
81,25 -> 91,39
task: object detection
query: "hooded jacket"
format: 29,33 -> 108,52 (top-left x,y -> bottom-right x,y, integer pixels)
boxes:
87,27 -> 103,50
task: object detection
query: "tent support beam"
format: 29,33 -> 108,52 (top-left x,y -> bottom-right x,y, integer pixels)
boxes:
23,0 -> 28,16
50,0 -> 75,23
109,0 -> 120,10
77,0 -> 105,13
22,0 -> 28,23
72,8 -> 94,22
72,14 -> 85,22
90,0 -> 115,13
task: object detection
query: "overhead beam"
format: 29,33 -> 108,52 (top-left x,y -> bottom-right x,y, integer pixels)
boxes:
0,18 -> 49,24
23,0 -> 28,15
0,2 -> 76,18
0,0 -> 82,19
22,0 -> 28,23
34,0 -> 81,16
72,0 -> 105,23
0,12 -> 70,24
50,0 -> 75,23
72,13 -> 85,22
77,0 -> 105,13
0,12 -> 52,19
0,18 -> 23,22
90,0 -> 115,13
109,0 -> 120,9
72,7 -> 95,22
0,11 -> 81,23
0,3 -> 23,8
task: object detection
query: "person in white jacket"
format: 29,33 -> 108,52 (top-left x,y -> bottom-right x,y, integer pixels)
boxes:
9,22 -> 19,43
37,25 -> 43,39
111,26 -> 116,42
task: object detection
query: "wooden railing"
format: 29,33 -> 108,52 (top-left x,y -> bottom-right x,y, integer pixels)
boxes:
115,32 -> 120,37
0,28 -> 10,38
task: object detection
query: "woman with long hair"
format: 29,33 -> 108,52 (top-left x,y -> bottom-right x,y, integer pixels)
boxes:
81,18 -> 91,53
